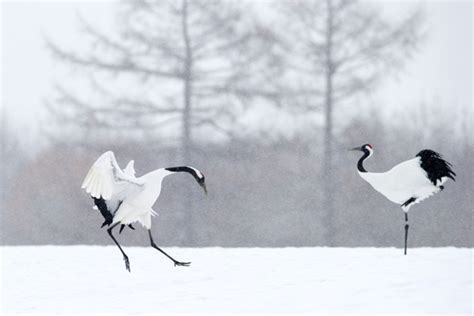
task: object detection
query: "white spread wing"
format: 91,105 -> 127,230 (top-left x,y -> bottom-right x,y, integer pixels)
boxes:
123,160 -> 136,177
81,151 -> 142,200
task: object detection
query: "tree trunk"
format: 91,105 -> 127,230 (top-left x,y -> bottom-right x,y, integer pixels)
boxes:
182,0 -> 192,165
0,106 -> 6,211
322,0 -> 335,246
180,0 -> 194,246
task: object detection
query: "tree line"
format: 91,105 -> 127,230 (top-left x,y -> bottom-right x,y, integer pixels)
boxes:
3,0 -> 471,247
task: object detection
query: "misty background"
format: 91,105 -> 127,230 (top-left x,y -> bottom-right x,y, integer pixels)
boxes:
1,0 -> 472,248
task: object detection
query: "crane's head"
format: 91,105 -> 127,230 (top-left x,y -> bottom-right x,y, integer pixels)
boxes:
196,172 -> 207,195
349,144 -> 373,154
165,166 -> 207,195
188,167 -> 207,195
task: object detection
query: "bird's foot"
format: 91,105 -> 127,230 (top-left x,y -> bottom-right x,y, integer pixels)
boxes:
174,260 -> 191,267
124,255 -> 131,272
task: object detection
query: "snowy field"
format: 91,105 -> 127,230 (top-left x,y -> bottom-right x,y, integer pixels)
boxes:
1,246 -> 472,314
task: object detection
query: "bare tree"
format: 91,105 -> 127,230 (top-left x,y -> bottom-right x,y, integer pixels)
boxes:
46,0 -> 262,160
46,0 -> 263,244
0,111 -> 27,242
275,0 -> 423,245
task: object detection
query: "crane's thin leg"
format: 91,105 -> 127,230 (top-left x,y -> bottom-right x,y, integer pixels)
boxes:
148,230 -> 190,267
107,222 -> 130,272
404,212 -> 409,255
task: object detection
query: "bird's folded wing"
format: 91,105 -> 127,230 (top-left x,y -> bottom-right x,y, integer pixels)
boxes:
386,158 -> 431,190
81,151 -> 141,200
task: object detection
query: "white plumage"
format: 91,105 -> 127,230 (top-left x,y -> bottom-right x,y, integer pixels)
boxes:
350,144 -> 455,255
82,151 -> 140,200
81,151 -> 207,271
123,160 -> 136,176
359,157 -> 445,212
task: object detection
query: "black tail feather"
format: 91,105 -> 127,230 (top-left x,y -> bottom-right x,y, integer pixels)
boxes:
92,197 -> 135,231
94,197 -> 113,228
417,150 -> 456,185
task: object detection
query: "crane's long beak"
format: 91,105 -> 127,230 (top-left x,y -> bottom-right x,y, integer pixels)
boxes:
200,181 -> 207,195
348,146 -> 362,151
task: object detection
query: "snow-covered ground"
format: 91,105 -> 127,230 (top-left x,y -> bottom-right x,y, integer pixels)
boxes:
1,246 -> 472,314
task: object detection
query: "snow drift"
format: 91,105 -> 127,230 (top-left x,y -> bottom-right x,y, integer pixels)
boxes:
1,246 -> 471,314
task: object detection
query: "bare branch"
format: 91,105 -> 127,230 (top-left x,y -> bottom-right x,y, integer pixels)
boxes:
47,40 -> 183,79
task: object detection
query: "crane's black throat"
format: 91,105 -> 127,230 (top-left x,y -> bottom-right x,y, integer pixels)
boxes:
357,148 -> 371,173
166,166 -> 204,183
165,166 -> 207,195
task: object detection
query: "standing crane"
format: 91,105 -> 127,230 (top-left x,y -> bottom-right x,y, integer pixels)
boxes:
81,151 -> 207,271
350,144 -> 455,255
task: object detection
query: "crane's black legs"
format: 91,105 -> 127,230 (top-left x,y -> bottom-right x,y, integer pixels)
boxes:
401,198 -> 416,255
404,212 -> 409,255
107,222 -> 130,272
148,230 -> 190,267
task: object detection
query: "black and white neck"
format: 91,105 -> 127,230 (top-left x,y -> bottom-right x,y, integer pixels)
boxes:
166,166 -> 204,182
357,144 -> 373,173
165,166 -> 207,194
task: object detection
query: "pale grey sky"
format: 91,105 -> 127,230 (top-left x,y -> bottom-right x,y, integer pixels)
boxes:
1,0 -> 472,151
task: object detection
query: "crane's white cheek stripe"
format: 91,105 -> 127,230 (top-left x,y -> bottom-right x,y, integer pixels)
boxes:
189,166 -> 203,179
367,148 -> 373,158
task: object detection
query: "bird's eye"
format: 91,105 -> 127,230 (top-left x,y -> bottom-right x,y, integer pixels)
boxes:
366,144 -> 373,149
